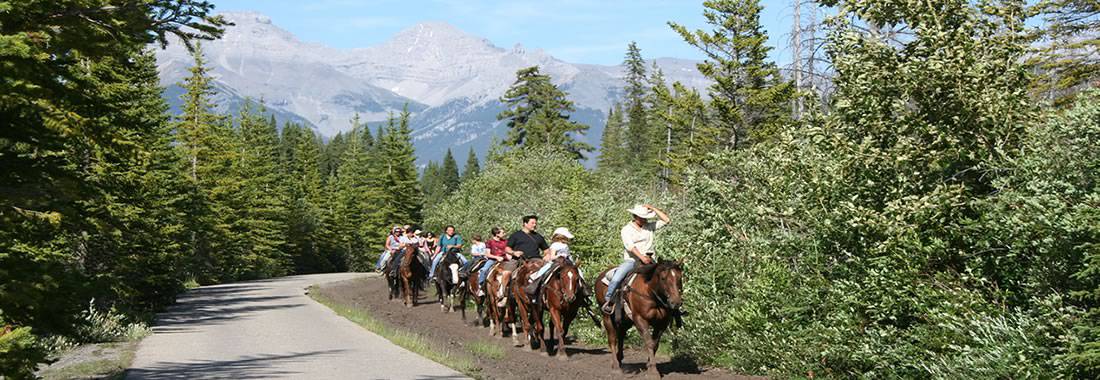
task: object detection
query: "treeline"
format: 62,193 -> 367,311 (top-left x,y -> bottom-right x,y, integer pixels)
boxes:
427,0 -> 1100,378
0,2 -> 420,376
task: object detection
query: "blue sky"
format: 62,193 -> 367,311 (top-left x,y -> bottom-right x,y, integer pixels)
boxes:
212,0 -> 798,66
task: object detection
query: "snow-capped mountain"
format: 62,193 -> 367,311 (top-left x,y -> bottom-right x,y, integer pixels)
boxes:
155,11 -> 709,166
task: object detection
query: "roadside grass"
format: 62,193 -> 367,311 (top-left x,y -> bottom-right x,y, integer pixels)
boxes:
465,340 -> 504,360
308,286 -> 483,378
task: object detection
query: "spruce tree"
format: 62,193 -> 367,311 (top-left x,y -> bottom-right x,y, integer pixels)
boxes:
463,147 -> 481,179
1033,0 -> 1100,105
498,66 -> 593,159
421,161 -> 446,209
381,107 -> 424,224
233,102 -> 291,279
622,42 -> 653,170
441,148 -> 461,194
175,44 -> 238,283
597,104 -> 627,171
670,0 -> 795,148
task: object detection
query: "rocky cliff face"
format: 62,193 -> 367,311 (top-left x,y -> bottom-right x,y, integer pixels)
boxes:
155,11 -> 708,166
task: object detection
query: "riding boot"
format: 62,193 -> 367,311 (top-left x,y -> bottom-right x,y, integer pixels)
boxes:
601,290 -> 619,314
524,274 -> 542,297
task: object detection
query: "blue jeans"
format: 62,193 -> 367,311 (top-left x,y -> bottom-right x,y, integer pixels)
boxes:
478,259 -> 497,285
376,251 -> 392,269
605,259 -> 636,300
430,253 -> 468,278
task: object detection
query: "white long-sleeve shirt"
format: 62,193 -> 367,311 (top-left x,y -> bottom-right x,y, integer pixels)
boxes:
621,220 -> 667,260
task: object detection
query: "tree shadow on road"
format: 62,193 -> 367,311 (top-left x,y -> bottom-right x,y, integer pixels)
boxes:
152,295 -> 303,334
124,350 -> 346,379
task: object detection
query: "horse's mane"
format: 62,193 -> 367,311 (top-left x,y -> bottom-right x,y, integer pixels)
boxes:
638,260 -> 681,282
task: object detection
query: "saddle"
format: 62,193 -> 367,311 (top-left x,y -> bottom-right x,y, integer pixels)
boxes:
462,258 -> 485,277
602,267 -> 642,322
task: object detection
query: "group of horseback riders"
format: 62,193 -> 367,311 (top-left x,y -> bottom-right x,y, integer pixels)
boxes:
375,204 -> 685,375
376,204 -> 670,313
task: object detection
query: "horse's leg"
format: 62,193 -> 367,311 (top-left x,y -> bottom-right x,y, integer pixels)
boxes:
602,314 -> 624,373
514,299 -> 528,348
402,276 -> 412,307
638,321 -> 661,378
551,306 -> 567,360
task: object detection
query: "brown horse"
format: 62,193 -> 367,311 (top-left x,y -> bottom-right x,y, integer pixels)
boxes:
398,245 -> 428,308
595,261 -> 684,377
511,259 -> 547,351
541,257 -> 587,360
484,263 -> 518,342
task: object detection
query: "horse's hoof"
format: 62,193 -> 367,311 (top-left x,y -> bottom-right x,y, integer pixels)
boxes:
557,354 -> 569,361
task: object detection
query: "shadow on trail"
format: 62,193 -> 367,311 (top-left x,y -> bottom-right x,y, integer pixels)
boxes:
123,349 -> 345,379
152,293 -> 302,333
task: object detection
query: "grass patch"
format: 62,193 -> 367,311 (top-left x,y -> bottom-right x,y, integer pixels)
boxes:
308,286 -> 482,378
466,340 -> 505,360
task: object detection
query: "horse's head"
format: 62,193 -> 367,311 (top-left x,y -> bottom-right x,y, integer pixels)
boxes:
555,258 -> 582,304
652,260 -> 684,310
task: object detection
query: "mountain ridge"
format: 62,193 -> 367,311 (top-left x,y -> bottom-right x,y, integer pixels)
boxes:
154,11 -> 710,166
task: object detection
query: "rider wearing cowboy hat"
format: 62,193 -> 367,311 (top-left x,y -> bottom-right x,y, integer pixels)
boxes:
602,204 -> 670,314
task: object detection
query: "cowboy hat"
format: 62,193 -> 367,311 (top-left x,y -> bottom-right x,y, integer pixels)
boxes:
552,227 -> 574,239
628,204 -> 656,219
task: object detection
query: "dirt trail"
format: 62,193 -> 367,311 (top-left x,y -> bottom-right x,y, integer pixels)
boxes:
316,277 -> 753,380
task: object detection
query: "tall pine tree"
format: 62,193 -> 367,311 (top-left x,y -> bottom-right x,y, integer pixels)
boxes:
597,104 -> 627,171
670,0 -> 794,148
463,147 -> 481,180
441,149 -> 461,194
498,66 -> 593,159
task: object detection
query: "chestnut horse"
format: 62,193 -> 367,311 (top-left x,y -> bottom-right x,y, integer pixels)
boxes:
541,257 -> 586,360
398,245 -> 428,307
594,261 -> 684,376
510,259 -> 547,351
484,263 -> 518,342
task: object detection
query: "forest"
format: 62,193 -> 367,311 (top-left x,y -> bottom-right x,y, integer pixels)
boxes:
3,0 -> 1100,378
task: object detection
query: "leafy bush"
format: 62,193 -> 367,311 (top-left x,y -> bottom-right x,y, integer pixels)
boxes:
74,300 -> 150,344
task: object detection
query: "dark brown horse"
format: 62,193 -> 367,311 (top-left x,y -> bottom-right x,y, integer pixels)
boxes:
595,261 -> 684,377
541,257 -> 586,360
484,263 -> 518,341
511,259 -> 547,351
398,245 -> 428,308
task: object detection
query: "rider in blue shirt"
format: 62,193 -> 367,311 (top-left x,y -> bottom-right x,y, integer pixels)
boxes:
431,225 -> 467,281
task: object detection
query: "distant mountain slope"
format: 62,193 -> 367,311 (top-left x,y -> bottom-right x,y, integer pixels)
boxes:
154,11 -> 709,166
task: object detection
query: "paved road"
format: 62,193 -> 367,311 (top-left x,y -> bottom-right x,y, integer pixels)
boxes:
126,273 -> 466,380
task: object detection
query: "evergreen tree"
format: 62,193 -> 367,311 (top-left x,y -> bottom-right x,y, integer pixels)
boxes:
597,104 -> 627,171
281,123 -> 332,273
381,107 -> 424,224
622,42 -> 654,170
232,102 -> 291,279
175,44 -> 238,283
441,148 -> 461,194
421,161 -> 446,209
1032,0 -> 1100,105
331,120 -> 384,271
463,147 -> 481,179
670,0 -> 795,148
498,66 -> 593,159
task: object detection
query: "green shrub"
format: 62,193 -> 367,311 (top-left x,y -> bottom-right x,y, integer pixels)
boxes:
0,325 -> 49,379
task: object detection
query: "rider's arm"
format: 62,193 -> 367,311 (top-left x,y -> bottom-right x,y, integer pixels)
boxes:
645,204 -> 670,225
630,246 -> 652,264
